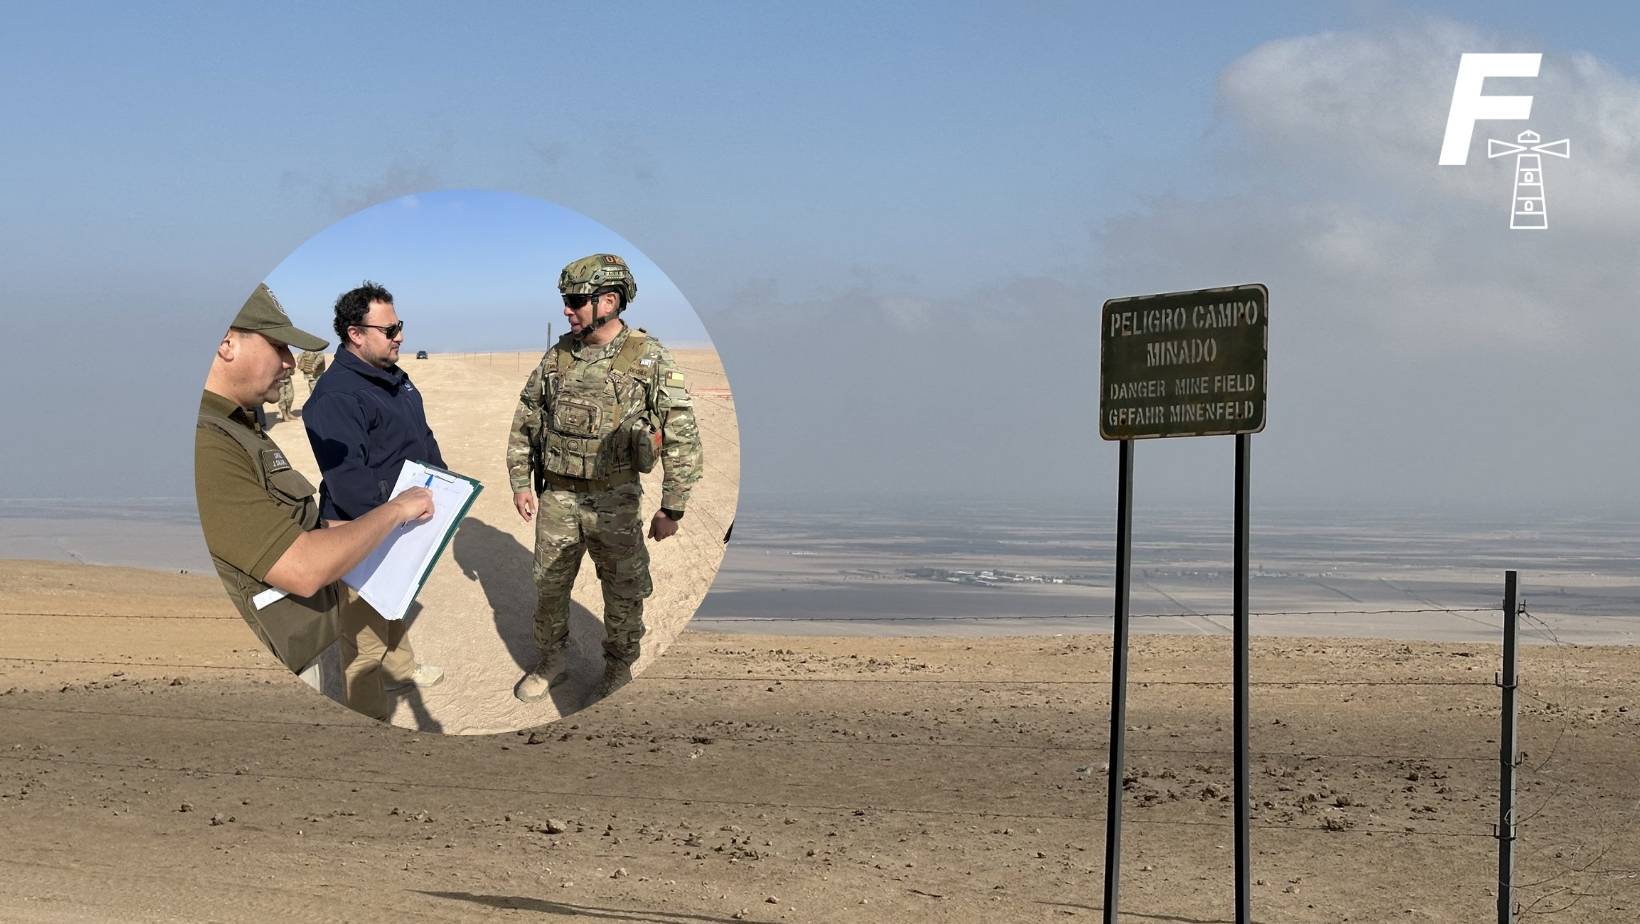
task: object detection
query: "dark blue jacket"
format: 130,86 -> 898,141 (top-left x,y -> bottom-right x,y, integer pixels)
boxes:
303,348 -> 445,521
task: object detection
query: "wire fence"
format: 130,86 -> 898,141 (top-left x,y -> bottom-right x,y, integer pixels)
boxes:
1,595 -> 1634,917
0,749 -> 1509,839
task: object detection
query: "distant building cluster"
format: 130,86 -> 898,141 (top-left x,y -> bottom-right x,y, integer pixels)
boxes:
1140,566 -> 1305,579
904,567 -> 1068,588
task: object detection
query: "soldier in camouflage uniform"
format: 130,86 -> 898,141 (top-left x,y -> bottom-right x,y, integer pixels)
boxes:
506,254 -> 703,701
296,349 -> 328,393
276,375 -> 295,420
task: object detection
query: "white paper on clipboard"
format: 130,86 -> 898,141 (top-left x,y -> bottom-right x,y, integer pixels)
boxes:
341,460 -> 481,621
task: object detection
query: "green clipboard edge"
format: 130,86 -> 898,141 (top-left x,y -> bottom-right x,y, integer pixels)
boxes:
401,461 -> 484,615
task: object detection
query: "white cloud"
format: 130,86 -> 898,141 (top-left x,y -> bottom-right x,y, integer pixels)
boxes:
1219,20 -> 1640,228
710,19 -> 1640,510
1161,19 -> 1640,356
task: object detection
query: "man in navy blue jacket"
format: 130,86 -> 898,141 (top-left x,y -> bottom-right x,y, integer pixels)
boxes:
303,281 -> 445,720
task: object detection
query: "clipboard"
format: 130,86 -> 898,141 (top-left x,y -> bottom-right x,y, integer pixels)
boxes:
340,460 -> 483,621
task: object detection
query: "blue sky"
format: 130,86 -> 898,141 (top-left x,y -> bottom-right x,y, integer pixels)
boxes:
262,191 -> 709,351
2,2 -> 1637,511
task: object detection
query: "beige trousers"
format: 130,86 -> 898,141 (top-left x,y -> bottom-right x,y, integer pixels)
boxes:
337,588 -> 417,721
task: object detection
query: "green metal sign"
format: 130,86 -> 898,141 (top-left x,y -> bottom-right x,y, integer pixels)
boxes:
1100,284 -> 1268,440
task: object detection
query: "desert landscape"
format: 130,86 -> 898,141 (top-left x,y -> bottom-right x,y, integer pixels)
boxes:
3,564 -> 1639,920
3,354 -> 1639,920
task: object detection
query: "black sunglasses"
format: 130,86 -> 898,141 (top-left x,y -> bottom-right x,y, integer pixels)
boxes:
561,293 -> 602,309
354,321 -> 404,338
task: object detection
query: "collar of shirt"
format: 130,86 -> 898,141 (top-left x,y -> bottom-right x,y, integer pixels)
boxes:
570,322 -> 629,361
333,346 -> 407,388
200,388 -> 260,433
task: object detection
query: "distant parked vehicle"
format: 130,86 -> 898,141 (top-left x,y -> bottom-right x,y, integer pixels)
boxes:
415,350 -> 429,359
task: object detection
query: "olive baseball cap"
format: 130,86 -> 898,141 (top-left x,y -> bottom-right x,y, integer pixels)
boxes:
232,284 -> 328,351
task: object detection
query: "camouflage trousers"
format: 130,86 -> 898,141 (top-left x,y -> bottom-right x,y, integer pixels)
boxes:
302,372 -> 321,392
277,378 -> 295,418
532,480 -> 651,665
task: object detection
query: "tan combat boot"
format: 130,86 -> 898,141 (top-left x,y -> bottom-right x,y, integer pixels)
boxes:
513,648 -> 570,703
590,659 -> 633,700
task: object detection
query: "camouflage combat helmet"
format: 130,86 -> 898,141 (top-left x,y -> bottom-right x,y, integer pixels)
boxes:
559,253 -> 638,304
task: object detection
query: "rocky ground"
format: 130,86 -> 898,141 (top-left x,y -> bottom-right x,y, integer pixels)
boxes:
3,560 -> 1637,922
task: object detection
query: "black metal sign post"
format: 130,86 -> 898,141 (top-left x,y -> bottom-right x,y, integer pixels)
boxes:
1099,284 -> 1267,924
1102,438 -> 1133,924
1232,432 -> 1251,924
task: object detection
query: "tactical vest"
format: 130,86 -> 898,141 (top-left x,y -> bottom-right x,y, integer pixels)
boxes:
196,414 -> 343,673
538,329 -> 656,483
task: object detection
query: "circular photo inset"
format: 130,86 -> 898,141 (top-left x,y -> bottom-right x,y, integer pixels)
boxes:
192,190 -> 738,733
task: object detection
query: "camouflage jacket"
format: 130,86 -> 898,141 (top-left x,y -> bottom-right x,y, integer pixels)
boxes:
506,324 -> 702,510
296,351 -> 327,376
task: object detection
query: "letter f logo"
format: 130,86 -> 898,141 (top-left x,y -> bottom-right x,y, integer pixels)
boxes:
1438,53 -> 1541,165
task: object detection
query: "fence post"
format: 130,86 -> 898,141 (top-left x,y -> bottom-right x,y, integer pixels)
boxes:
1496,570 -> 1520,924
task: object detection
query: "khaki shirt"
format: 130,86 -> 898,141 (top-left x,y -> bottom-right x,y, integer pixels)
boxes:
195,389 -> 341,671
195,390 -> 307,578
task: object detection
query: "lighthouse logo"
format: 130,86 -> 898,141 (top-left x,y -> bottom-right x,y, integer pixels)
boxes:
1438,53 -> 1571,230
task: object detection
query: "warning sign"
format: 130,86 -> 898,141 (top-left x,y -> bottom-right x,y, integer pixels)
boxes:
1099,284 -> 1268,440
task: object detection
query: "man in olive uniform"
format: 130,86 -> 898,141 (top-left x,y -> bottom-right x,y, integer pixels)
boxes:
507,254 -> 703,701
195,283 -> 433,718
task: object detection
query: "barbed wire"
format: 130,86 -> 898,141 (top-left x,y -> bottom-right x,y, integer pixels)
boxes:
1518,606 -> 1568,647
692,605 -> 1500,624
0,611 -> 232,621
0,656 -> 281,672
7,600 -> 1629,630
0,703 -> 1501,763
0,751 -> 1496,839
0,588 -> 1610,897
0,654 -> 1499,688
639,674 -> 1495,688
0,603 -> 1541,626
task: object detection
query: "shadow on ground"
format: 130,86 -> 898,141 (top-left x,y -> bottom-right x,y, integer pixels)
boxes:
418,892 -> 779,923
301,599 -> 443,732
454,515 -> 606,716
1037,902 -> 1233,924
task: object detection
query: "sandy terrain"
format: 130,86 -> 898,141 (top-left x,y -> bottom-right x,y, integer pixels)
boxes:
260,348 -> 738,733
3,561 -> 1638,922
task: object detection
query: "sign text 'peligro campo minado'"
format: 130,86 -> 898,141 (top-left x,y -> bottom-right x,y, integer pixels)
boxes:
1099,284 -> 1268,440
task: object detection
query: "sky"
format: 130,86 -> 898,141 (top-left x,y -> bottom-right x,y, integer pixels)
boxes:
261,190 -> 710,352
2,1 -> 1637,516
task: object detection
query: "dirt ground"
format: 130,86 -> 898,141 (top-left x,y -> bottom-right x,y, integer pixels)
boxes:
3,561 -> 1637,922
261,348 -> 739,733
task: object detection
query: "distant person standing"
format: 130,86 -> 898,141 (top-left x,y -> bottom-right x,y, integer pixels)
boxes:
195,284 -> 433,681
507,254 -> 703,702
303,281 -> 446,719
296,348 -> 328,397
276,374 -> 295,421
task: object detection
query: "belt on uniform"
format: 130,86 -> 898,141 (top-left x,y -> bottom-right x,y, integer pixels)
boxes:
540,470 -> 639,493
